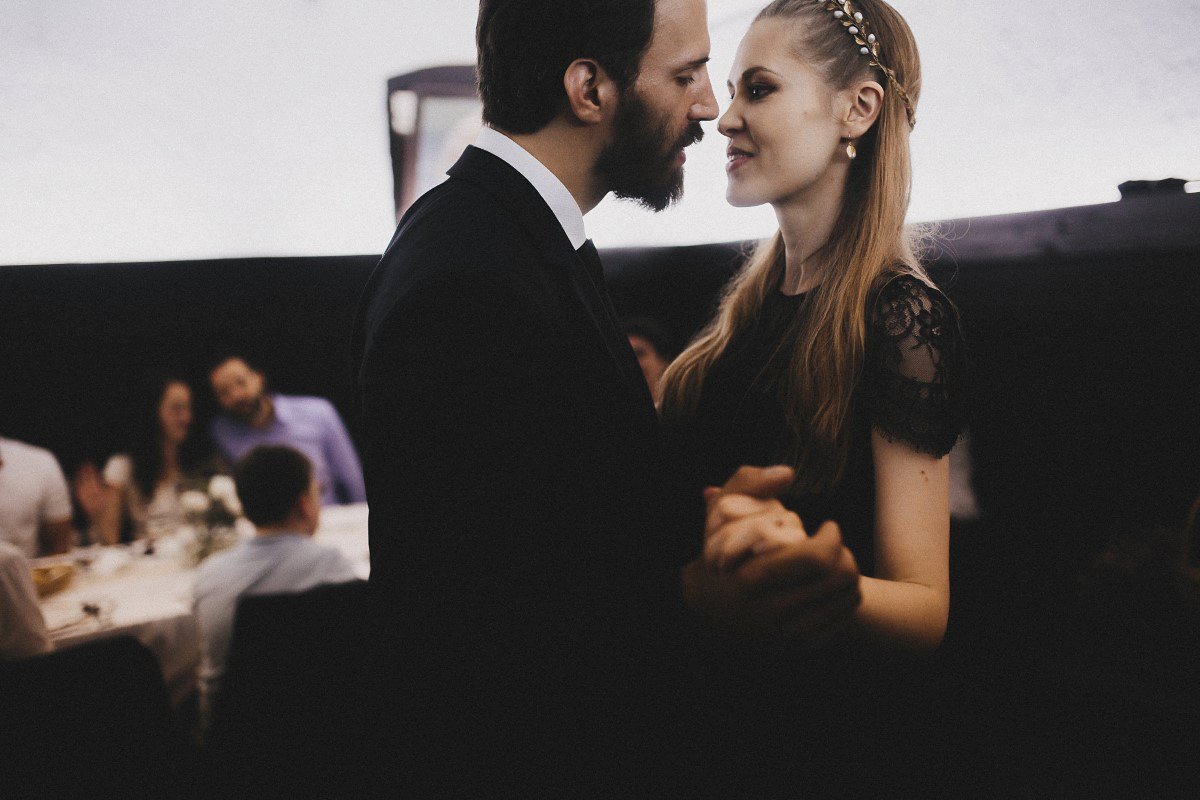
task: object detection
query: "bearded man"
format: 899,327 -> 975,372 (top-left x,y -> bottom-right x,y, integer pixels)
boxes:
352,0 -> 857,793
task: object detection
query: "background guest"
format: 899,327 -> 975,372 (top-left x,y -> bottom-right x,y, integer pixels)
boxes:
0,540 -> 53,659
623,316 -> 680,400
208,356 -> 365,506
73,375 -> 216,545
192,445 -> 356,720
0,435 -> 74,557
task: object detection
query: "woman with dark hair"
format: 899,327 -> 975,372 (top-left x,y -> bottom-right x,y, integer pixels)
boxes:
75,376 -> 215,544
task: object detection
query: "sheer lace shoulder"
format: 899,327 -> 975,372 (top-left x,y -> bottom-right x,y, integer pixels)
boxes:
860,274 -> 967,457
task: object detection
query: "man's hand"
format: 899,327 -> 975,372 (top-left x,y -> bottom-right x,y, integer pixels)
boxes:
737,520 -> 862,639
685,465 -> 862,641
684,521 -> 861,640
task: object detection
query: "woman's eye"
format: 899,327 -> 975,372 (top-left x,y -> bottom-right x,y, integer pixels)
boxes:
748,83 -> 773,99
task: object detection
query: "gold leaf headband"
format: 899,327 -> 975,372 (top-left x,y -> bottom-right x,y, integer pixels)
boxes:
819,0 -> 916,130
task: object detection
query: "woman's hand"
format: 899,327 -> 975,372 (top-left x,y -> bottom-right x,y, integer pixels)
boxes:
687,465 -> 863,640
703,490 -> 807,571
701,464 -> 795,569
72,462 -> 118,519
71,462 -> 122,545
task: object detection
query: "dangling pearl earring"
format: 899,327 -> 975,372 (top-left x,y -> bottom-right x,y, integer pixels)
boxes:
845,139 -> 857,160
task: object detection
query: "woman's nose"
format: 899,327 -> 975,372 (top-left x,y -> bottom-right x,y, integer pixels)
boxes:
717,104 -> 740,138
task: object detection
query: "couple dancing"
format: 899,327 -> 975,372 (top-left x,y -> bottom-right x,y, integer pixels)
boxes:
355,0 -> 965,793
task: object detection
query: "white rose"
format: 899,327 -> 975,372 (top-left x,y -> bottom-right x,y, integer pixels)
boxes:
208,475 -> 242,516
223,492 -> 243,517
208,475 -> 237,503
179,490 -> 211,514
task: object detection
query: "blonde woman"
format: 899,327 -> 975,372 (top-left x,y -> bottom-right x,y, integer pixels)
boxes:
661,0 -> 966,655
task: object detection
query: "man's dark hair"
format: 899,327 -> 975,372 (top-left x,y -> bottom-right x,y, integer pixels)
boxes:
476,0 -> 657,134
207,353 -> 263,380
233,445 -> 313,527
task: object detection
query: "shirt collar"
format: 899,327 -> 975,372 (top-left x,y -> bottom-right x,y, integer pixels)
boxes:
472,127 -> 587,249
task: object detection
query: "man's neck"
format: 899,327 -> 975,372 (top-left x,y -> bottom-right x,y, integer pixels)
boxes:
246,395 -> 275,430
256,521 -> 312,538
505,124 -> 606,215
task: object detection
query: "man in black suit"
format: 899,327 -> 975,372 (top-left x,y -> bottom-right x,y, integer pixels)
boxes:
354,0 -> 860,793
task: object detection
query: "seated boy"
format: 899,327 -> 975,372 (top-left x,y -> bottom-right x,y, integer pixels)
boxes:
193,445 -> 356,718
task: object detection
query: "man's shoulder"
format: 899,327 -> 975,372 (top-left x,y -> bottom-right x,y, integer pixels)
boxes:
275,535 -> 355,579
0,437 -> 64,482
304,537 -> 350,564
0,437 -> 54,464
309,542 -> 358,581
356,152 -> 566,355
391,195 -> 533,269
274,394 -> 337,420
193,546 -> 245,597
382,158 -> 561,279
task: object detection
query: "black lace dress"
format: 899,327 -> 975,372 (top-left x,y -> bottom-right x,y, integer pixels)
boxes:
664,275 -> 968,797
668,273 -> 967,577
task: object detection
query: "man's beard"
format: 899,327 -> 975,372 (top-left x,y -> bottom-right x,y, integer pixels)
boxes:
595,89 -> 704,212
231,394 -> 264,422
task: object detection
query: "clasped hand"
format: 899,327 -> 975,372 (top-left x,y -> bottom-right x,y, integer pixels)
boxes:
684,465 -> 862,640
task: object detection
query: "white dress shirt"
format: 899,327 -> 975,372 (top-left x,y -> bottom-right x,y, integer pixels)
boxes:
472,127 -> 588,250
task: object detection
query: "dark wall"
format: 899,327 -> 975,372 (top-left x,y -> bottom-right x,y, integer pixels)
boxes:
1,256 -> 376,473
3,192 -> 1198,550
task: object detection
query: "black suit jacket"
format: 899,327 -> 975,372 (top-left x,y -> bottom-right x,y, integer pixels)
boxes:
353,146 -> 694,792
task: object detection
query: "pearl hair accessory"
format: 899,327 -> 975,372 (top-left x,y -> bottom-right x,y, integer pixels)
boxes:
818,0 -> 916,130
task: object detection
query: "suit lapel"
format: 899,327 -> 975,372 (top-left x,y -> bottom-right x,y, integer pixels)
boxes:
575,241 -> 656,410
447,148 -> 656,419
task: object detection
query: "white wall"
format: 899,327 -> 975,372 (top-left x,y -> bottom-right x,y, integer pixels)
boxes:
2,0 -> 1197,265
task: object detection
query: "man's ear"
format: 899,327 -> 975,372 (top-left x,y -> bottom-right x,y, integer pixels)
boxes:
840,79 -> 884,139
563,58 -> 619,125
296,488 -> 319,529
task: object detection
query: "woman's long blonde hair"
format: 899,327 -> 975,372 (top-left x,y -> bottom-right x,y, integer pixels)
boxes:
659,0 -> 928,493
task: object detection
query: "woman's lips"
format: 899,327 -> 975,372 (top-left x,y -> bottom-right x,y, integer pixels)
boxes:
726,148 -> 752,174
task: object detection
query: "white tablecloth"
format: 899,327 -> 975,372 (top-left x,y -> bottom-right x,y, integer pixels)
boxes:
36,503 -> 370,703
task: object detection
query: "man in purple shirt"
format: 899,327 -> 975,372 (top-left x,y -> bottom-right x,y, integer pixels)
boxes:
208,356 -> 366,506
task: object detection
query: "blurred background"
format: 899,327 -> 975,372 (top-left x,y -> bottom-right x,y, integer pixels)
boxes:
2,0 -> 1198,265
4,7 -> 1198,787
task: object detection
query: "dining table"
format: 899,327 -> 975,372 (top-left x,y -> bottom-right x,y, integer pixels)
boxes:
34,502 -> 370,704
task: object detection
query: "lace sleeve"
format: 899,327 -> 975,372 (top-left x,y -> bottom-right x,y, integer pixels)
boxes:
860,275 -> 967,457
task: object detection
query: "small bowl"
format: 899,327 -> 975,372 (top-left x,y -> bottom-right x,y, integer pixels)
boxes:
32,564 -> 75,597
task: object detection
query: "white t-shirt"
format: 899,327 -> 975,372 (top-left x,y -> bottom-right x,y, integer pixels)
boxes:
0,540 -> 53,659
0,437 -> 73,559
102,453 -> 185,539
